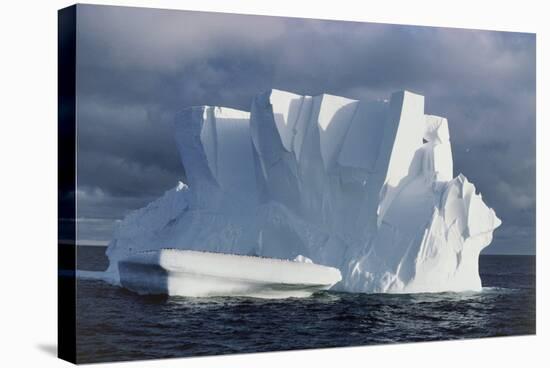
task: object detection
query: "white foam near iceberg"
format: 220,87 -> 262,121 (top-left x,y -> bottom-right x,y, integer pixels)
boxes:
118,249 -> 342,299
96,89 -> 501,296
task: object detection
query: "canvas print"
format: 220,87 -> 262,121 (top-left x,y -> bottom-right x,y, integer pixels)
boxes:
58,4 -> 536,364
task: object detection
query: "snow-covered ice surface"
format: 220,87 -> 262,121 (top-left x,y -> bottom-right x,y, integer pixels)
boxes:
103,89 -> 501,295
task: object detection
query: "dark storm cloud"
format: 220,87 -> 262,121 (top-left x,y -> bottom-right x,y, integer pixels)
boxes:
75,5 -> 535,254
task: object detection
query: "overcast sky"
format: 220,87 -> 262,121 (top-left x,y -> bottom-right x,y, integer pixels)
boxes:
75,4 -> 535,254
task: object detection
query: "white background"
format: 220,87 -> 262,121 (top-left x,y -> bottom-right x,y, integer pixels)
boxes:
0,0 -> 547,366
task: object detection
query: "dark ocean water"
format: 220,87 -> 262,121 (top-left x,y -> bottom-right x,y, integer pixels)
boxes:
74,246 -> 536,364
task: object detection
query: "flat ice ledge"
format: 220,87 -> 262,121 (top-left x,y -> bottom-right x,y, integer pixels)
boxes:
118,249 -> 342,299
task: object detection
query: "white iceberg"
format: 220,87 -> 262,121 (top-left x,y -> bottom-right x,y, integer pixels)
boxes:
101,89 -> 501,296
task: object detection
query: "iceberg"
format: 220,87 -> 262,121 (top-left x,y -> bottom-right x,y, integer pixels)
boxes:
102,89 -> 501,296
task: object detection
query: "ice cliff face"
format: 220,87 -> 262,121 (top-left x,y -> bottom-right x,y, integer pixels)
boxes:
105,89 -> 501,293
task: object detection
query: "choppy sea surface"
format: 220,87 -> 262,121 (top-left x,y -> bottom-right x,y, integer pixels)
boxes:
74,246 -> 536,363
